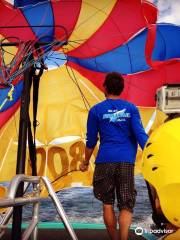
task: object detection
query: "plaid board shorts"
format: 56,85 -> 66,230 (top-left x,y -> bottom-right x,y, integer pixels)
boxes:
93,162 -> 136,212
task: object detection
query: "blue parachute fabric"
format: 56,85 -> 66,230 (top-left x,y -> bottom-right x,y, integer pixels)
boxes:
14,0 -> 47,8
68,24 -> 180,75
20,2 -> 54,42
67,29 -> 149,74
153,24 -> 180,60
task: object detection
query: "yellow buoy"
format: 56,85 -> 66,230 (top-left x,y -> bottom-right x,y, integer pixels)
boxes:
142,118 -> 180,227
162,229 -> 180,240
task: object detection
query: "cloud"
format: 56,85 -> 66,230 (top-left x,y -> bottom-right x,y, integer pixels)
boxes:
151,0 -> 180,25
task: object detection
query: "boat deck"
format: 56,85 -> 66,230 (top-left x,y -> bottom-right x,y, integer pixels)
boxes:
1,229 -> 153,240
1,222 -> 157,240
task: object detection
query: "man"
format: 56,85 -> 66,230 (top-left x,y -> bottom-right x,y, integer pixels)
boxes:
80,72 -> 148,240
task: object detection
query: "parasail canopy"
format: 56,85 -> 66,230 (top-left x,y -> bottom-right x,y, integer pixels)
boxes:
0,0 -> 178,191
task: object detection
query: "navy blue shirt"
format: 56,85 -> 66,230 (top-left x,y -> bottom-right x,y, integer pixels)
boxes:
86,99 -> 148,164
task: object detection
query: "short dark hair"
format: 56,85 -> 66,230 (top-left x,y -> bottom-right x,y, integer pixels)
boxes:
103,72 -> 124,96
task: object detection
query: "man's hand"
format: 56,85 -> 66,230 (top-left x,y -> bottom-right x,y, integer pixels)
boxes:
79,160 -> 89,172
79,147 -> 94,172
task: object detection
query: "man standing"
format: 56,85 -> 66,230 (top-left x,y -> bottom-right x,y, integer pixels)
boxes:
80,72 -> 148,240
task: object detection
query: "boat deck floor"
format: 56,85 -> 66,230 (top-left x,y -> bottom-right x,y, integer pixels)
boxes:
1,228 -> 152,240
1,222 -> 157,239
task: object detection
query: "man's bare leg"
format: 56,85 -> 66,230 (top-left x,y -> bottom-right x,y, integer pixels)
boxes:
103,204 -> 117,240
118,209 -> 132,240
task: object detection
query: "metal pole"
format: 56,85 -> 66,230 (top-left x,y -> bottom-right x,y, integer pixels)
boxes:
30,183 -> 40,240
42,177 -> 78,240
11,67 -> 32,240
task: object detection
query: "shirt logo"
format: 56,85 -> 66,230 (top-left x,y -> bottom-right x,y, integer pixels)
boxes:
103,108 -> 130,122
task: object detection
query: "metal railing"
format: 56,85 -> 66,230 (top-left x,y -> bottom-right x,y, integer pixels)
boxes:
0,174 -> 78,240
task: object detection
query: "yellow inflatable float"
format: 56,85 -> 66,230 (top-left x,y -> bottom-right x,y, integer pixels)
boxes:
142,118 -> 180,228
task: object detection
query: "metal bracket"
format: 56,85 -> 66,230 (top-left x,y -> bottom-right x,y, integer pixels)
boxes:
0,174 -> 78,240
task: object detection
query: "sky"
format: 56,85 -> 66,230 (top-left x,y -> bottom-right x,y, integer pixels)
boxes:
152,0 -> 180,25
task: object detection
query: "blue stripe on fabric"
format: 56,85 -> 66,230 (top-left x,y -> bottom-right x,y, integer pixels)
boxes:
14,0 -> 47,8
68,29 -> 149,74
0,80 -> 23,112
153,24 -> 180,60
20,2 -> 54,42
68,24 -> 180,74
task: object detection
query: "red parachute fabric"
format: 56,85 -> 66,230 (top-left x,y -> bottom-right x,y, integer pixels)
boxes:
68,0 -> 158,58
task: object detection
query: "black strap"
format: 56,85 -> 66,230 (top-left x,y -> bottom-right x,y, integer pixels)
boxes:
28,116 -> 37,176
27,61 -> 43,176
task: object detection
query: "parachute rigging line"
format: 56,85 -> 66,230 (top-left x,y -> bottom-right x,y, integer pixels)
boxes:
51,169 -> 82,186
0,37 -> 67,84
65,63 -> 91,111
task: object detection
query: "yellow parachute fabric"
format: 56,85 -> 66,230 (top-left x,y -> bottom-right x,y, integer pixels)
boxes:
0,65 -> 166,191
0,185 -> 7,213
66,0 -> 116,51
0,34 -> 17,65
31,66 -> 104,143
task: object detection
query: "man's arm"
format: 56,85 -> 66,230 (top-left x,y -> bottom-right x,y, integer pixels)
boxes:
131,105 -> 148,149
86,107 -> 99,149
80,108 -> 98,172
